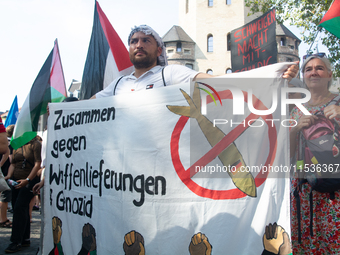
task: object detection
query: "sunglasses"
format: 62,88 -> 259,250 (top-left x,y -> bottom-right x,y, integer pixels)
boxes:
302,52 -> 326,61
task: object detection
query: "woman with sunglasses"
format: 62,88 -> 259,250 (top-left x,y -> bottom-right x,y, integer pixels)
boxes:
289,54 -> 340,254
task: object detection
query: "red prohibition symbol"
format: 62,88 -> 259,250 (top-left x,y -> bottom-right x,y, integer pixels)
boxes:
170,90 -> 278,199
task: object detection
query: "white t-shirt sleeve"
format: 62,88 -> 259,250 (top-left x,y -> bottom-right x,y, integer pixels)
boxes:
95,77 -> 121,98
166,65 -> 199,85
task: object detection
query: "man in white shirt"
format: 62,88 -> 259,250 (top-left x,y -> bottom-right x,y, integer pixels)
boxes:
91,25 -> 298,99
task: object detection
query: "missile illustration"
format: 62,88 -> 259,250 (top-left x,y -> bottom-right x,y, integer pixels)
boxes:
167,83 -> 256,197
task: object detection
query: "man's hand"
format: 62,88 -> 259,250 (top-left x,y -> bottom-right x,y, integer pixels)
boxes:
47,103 -> 50,116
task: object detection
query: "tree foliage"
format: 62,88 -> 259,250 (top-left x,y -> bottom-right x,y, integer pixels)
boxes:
245,0 -> 340,77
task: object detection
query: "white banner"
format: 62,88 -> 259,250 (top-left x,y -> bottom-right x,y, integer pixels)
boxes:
42,63 -> 293,255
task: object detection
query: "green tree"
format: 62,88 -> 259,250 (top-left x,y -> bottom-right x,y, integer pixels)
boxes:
245,0 -> 340,77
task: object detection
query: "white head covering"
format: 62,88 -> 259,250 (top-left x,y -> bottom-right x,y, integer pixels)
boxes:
128,25 -> 168,66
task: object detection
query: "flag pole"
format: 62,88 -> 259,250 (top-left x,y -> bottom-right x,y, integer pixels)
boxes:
308,0 -> 334,54
306,27 -> 322,54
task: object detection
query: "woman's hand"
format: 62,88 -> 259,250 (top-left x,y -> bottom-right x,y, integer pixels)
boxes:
32,179 -> 44,194
289,115 -> 318,158
15,179 -> 30,189
294,115 -> 319,132
324,104 -> 340,120
282,62 -> 299,81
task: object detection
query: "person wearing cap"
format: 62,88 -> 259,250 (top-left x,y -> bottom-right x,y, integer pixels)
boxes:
91,25 -> 299,99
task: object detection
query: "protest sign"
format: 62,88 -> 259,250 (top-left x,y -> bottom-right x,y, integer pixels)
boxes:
42,63 -> 291,254
231,8 -> 277,73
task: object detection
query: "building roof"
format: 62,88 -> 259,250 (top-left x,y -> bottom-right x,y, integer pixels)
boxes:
276,22 -> 301,42
1,107 -> 21,118
162,25 -> 195,43
68,79 -> 81,93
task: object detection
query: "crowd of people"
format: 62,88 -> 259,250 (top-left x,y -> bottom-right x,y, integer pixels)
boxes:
0,24 -> 339,254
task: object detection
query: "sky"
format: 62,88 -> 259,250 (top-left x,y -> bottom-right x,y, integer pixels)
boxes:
0,0 -> 328,112
0,0 -> 179,112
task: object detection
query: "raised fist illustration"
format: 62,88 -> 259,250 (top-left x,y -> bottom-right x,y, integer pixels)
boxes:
123,230 -> 145,255
263,223 -> 292,255
189,232 -> 212,255
81,223 -> 97,252
52,216 -> 62,245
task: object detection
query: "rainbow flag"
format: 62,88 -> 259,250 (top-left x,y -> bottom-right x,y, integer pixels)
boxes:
319,0 -> 340,38
79,1 -> 133,99
10,39 -> 67,150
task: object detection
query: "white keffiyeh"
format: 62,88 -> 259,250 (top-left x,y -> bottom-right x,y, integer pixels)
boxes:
128,25 -> 168,66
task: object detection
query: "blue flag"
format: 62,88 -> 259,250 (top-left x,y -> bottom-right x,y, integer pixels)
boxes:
4,95 -> 19,127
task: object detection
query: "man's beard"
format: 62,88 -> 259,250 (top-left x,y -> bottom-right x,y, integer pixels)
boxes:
130,50 -> 158,69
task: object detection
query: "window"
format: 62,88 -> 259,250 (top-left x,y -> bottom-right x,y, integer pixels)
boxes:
295,40 -> 299,50
184,49 -> 191,54
280,37 -> 286,46
226,0 -> 231,5
207,35 -> 213,52
287,57 -> 293,62
185,63 -> 194,69
227,33 -> 231,51
226,68 -> 232,74
207,69 -> 213,75
167,49 -> 174,54
176,42 -> 182,52
208,0 -> 213,7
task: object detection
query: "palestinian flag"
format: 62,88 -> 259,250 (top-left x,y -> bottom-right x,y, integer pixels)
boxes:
79,1 -> 133,99
10,39 -> 67,150
319,0 -> 340,38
